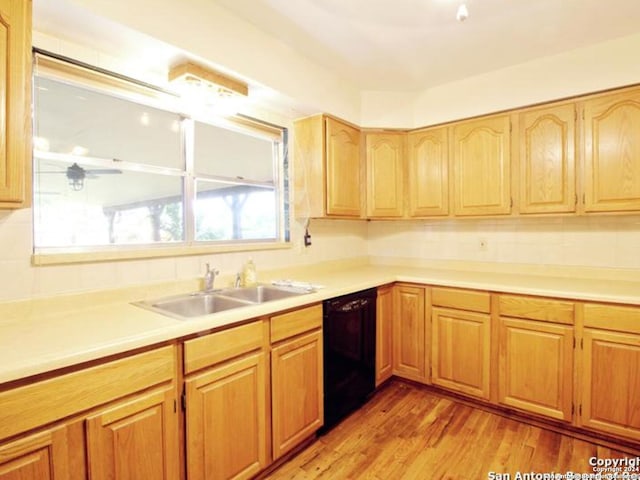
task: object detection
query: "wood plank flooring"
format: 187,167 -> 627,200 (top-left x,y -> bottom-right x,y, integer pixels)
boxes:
265,380 -> 637,480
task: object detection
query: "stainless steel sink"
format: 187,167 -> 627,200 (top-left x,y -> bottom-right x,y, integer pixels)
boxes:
134,284 -> 313,320
218,284 -> 310,303
135,293 -> 253,319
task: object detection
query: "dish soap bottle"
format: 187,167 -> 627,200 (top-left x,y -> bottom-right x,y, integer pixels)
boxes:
243,258 -> 257,287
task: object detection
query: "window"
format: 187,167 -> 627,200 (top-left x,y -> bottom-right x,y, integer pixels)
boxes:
32,53 -> 288,260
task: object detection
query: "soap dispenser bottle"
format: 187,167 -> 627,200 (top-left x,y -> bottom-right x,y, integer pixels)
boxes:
243,258 -> 257,287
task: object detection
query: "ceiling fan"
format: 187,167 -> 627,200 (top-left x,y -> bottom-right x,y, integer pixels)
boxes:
39,162 -> 123,191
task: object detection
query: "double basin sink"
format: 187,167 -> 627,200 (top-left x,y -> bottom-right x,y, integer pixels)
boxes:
134,284 -> 313,320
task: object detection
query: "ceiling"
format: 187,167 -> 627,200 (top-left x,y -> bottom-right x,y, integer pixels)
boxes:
33,0 -> 640,94
213,0 -> 640,91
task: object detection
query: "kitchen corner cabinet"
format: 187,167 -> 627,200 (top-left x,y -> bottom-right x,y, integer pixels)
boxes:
293,115 -> 362,218
452,115 -> 512,216
392,284 -> 428,383
366,132 -> 404,218
497,295 -> 574,421
517,103 -> 576,214
183,320 -> 268,480
0,0 -> 31,208
407,126 -> 449,217
579,304 -> 640,441
431,287 -> 491,399
0,346 -> 179,480
270,304 -> 323,461
376,285 -> 394,385
583,89 -> 640,212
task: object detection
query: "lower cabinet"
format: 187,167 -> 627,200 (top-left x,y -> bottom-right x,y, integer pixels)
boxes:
86,386 -> 180,480
183,320 -> 268,480
271,329 -> 323,461
430,287 -> 491,400
185,352 -> 268,480
376,285 -> 394,385
498,317 -> 574,421
497,294 -> 575,422
0,346 -> 179,480
580,303 -> 640,441
431,306 -> 490,399
392,284 -> 428,383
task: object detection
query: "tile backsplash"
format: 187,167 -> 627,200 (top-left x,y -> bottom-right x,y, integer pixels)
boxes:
367,216 -> 640,270
1,210 -> 639,302
0,211 -> 368,302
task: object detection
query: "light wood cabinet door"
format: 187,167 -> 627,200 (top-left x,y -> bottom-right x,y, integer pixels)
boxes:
185,352 -> 268,480
0,0 -> 31,208
376,285 -> 394,386
519,104 -> 576,214
580,328 -> 640,440
325,117 -> 362,217
432,307 -> 490,399
584,89 -> 640,212
0,426 -> 75,480
366,132 -> 404,217
498,317 -> 573,421
85,386 -> 180,480
271,330 -> 323,460
407,127 -> 449,216
392,284 -> 427,383
453,115 -> 511,216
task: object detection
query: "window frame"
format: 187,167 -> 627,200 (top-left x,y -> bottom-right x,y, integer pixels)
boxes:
31,51 -> 291,266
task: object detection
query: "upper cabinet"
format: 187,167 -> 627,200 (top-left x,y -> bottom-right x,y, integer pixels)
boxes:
517,103 -> 576,214
294,85 -> 640,221
452,115 -> 511,216
0,0 -> 31,209
583,88 -> 640,213
366,132 -> 404,218
407,127 -> 449,217
293,115 -> 362,218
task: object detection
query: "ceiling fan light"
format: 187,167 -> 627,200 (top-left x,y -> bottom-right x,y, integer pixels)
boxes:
68,177 -> 84,191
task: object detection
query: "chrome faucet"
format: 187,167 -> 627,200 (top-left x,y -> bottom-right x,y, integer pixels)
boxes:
234,272 -> 242,288
203,263 -> 219,292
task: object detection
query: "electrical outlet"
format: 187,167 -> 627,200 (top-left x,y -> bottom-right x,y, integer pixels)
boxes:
479,238 -> 488,251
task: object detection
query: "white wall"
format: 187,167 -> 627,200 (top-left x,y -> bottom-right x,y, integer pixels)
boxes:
360,32 -> 640,128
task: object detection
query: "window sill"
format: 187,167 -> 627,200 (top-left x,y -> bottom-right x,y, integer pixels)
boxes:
32,242 -> 292,266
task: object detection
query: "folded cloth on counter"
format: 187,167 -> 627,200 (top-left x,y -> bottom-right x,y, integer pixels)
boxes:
271,280 -> 324,291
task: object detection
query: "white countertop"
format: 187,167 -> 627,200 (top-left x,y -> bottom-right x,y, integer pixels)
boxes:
1,261 -> 639,385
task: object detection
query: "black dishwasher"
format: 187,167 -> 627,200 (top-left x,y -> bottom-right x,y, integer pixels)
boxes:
321,288 -> 377,432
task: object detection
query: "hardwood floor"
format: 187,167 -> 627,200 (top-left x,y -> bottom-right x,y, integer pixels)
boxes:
265,380 -> 636,479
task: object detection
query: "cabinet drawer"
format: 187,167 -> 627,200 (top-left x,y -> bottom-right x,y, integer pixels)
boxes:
432,287 -> 490,313
584,303 -> 640,335
271,304 -> 322,343
499,295 -> 574,325
184,320 -> 265,374
0,346 -> 175,441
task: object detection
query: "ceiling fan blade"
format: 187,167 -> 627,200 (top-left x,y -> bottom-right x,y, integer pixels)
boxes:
84,169 -> 123,174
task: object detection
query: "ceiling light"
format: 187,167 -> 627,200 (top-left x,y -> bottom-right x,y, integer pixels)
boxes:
456,3 -> 469,22
168,61 -> 248,112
